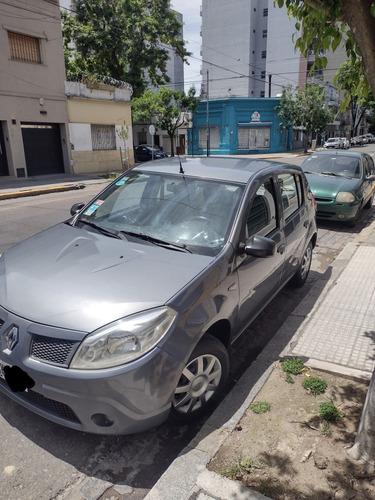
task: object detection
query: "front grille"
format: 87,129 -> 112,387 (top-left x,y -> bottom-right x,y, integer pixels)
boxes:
22,389 -> 81,423
314,197 -> 334,202
31,334 -> 80,366
317,210 -> 335,219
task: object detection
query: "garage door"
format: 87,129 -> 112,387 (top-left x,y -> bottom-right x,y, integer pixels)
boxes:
21,123 -> 64,176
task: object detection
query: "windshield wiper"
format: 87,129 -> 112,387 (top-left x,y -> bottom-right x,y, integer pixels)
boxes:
78,220 -> 128,241
120,231 -> 192,253
320,171 -> 341,177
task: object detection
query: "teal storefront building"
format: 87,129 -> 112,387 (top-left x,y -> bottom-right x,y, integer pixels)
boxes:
188,97 -> 292,156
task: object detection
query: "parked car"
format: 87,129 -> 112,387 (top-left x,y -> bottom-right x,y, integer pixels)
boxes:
0,157 -> 317,434
340,138 -> 350,149
301,150 -> 375,226
323,137 -> 342,149
358,135 -> 368,145
365,133 -> 375,144
351,136 -> 364,146
134,145 -> 168,162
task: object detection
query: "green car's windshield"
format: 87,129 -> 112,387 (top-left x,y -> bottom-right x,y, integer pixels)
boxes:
76,172 -> 244,256
302,155 -> 361,179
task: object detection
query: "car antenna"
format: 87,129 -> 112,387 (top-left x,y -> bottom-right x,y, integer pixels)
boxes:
178,155 -> 185,174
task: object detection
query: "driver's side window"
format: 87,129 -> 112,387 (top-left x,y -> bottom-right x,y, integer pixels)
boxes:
246,179 -> 277,238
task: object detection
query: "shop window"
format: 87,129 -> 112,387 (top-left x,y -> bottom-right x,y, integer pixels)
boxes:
238,127 -> 271,150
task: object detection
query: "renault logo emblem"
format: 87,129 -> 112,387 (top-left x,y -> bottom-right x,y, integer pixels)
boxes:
3,325 -> 19,352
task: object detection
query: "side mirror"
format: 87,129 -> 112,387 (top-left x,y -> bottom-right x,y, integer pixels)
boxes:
366,175 -> 375,182
70,202 -> 85,216
239,234 -> 276,258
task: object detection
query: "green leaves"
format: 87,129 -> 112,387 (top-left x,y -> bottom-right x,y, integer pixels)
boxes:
132,87 -> 199,155
62,0 -> 191,97
371,2 -> 375,18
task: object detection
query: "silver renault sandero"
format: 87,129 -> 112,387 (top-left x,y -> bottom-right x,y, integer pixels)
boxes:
0,157 -> 317,434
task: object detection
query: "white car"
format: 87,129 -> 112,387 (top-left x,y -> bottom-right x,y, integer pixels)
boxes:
323,138 -> 342,149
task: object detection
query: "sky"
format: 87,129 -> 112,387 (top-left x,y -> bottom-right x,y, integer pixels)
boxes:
170,0 -> 202,93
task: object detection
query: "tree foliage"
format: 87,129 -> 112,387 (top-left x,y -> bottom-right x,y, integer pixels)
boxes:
276,84 -> 333,151
334,60 -> 375,136
275,0 -> 375,98
132,87 -> 199,156
61,0 -> 190,97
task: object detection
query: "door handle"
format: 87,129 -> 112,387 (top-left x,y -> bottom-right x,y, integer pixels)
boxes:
277,244 -> 286,254
303,220 -> 309,228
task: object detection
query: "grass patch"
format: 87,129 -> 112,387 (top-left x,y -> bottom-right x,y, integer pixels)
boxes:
222,457 -> 255,479
281,357 -> 304,375
320,400 -> 344,421
321,421 -> 332,437
302,377 -> 327,394
250,401 -> 270,414
285,374 -> 295,384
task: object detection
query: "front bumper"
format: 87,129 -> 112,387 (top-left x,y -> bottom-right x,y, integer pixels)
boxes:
0,307 -> 182,434
315,200 -> 359,222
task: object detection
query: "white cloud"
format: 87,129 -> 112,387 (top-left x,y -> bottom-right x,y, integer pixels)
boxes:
171,0 -> 202,92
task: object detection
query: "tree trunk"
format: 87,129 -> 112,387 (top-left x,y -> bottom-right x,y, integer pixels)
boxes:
347,369 -> 375,473
342,0 -> 375,96
169,132 -> 175,157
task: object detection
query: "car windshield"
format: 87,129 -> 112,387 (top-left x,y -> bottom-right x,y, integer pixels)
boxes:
75,171 -> 244,256
302,155 -> 361,179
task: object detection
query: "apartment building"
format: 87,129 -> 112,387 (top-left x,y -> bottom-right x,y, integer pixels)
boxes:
0,0 -> 72,177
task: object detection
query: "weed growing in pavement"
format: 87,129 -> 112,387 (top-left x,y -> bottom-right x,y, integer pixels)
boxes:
250,401 -> 270,414
321,421 -> 332,437
222,457 -> 257,479
320,400 -> 344,421
302,376 -> 327,394
285,373 -> 294,384
281,357 -> 304,375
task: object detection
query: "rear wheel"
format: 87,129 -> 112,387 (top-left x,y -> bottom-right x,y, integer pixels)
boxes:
290,241 -> 313,288
170,335 -> 229,423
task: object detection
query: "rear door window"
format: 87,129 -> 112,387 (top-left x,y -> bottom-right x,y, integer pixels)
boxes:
278,173 -> 303,220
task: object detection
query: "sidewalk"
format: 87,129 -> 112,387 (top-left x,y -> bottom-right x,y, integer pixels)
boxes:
145,222 -> 375,500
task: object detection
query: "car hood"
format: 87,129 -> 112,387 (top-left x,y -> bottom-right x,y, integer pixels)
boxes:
305,173 -> 360,198
0,224 -> 212,332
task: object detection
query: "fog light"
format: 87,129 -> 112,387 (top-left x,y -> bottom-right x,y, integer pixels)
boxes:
337,214 -> 345,219
91,413 -> 114,427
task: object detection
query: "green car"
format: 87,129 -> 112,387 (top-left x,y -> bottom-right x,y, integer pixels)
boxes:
301,150 -> 375,226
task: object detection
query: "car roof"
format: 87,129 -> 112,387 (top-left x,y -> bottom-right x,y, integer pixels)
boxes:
305,150 -> 365,159
131,156 -> 303,184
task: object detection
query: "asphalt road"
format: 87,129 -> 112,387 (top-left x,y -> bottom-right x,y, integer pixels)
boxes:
0,150 -> 375,500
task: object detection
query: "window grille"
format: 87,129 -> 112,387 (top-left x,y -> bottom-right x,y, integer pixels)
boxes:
238,127 -> 271,150
8,31 -> 41,64
91,125 -> 116,150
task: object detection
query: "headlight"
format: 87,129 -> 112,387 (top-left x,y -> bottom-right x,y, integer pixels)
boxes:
70,307 -> 177,369
335,192 -> 355,203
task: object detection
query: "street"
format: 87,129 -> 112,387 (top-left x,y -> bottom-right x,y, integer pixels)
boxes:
1,150 -> 375,500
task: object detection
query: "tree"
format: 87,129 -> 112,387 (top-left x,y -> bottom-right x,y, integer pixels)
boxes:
334,60 -> 375,137
61,0 -> 190,98
275,1 -> 375,97
275,84 -> 333,152
132,87 -> 199,156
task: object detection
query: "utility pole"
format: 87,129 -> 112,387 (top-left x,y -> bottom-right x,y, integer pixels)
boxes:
268,74 -> 272,97
206,70 -> 210,156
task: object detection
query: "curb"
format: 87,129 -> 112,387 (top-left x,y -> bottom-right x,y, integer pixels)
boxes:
0,183 -> 86,201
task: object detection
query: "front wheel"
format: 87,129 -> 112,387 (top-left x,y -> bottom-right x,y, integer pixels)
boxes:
170,335 -> 229,423
290,241 -> 313,288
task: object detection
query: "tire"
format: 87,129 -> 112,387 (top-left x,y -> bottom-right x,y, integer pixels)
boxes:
290,241 -> 313,288
170,335 -> 229,423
